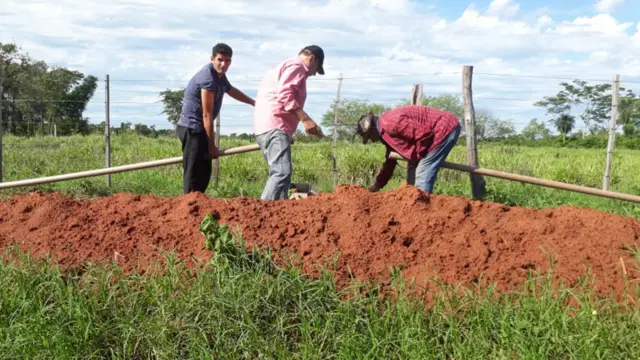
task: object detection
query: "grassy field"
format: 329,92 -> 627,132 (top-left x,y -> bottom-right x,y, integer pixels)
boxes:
1,214 -> 639,358
1,133 -> 640,358
1,132 -> 639,219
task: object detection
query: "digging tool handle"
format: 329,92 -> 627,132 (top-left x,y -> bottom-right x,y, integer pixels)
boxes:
387,151 -> 640,204
0,144 -> 262,190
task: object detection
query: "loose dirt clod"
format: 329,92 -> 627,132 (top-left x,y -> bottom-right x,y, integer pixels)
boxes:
0,185 -> 638,300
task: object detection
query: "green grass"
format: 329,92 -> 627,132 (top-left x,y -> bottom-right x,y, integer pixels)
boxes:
1,214 -> 639,359
1,132 -> 639,219
1,133 -> 640,358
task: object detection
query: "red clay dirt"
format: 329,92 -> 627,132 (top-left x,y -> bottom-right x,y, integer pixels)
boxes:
0,185 -> 639,301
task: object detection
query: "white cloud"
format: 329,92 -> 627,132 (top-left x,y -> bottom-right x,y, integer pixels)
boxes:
1,0 -> 639,135
486,0 -> 520,18
594,0 -> 625,13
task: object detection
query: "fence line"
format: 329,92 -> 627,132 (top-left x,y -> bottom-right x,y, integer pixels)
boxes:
0,66 -> 637,206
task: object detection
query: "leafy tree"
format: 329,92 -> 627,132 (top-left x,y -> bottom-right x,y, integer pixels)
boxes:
534,79 -> 639,136
134,123 -> 154,137
321,99 -> 392,140
419,94 -> 465,119
0,42 -> 97,136
619,94 -> 640,136
159,88 -> 185,126
475,110 -> 516,140
520,118 -> 551,140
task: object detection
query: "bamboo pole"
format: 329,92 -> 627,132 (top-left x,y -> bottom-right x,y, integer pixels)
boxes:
603,74 -> 619,191
0,144 -> 261,190
332,73 -> 343,189
388,151 -> 640,204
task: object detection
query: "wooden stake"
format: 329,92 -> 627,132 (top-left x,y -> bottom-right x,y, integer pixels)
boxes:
462,65 -> 486,199
332,73 -> 343,189
406,84 -> 423,186
0,83 -> 3,182
603,74 -> 619,191
105,74 -> 111,187
213,112 -> 221,188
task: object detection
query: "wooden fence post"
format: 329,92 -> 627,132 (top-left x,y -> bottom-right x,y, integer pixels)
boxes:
462,65 -> 486,200
213,112 -> 221,188
105,74 -> 111,187
406,84 -> 423,186
332,73 -> 343,190
0,83 -> 3,182
603,74 -> 620,191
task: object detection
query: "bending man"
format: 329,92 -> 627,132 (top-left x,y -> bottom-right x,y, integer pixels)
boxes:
176,43 -> 255,194
253,45 -> 326,200
354,104 -> 461,193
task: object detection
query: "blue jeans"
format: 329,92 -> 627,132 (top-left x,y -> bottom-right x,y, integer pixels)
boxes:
408,123 -> 461,193
256,129 -> 292,200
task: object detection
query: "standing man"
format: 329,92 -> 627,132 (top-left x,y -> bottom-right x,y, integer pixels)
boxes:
354,104 -> 461,194
253,45 -> 326,200
176,43 -> 255,194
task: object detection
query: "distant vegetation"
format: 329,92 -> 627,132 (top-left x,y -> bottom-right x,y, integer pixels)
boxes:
3,40 -> 640,147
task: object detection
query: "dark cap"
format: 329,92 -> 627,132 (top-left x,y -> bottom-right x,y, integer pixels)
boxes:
301,45 -> 325,75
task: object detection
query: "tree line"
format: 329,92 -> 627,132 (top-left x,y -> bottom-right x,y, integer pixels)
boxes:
0,42 -> 99,136
0,42 -> 173,138
159,77 -> 640,144
3,40 -> 639,144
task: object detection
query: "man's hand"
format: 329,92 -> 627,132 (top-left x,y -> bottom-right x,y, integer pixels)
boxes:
294,108 -> 323,137
302,118 -> 324,137
208,140 -> 219,160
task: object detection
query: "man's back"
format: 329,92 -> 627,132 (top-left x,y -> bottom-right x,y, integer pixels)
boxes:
253,58 -> 308,137
179,63 -> 231,131
379,104 -> 460,160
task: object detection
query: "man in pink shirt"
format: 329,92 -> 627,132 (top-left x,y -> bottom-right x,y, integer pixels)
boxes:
253,45 -> 325,200
354,104 -> 461,194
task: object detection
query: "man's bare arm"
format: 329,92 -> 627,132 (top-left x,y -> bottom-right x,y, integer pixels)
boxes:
201,88 -> 217,158
226,87 -> 255,106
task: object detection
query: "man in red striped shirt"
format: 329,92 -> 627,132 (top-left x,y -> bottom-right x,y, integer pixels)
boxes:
355,104 -> 461,193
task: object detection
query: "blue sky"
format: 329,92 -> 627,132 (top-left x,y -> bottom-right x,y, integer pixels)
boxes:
1,0 -> 640,135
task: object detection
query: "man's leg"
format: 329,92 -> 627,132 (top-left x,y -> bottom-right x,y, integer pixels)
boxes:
256,129 -> 293,200
414,123 -> 461,193
406,161 -> 417,185
178,126 -> 210,194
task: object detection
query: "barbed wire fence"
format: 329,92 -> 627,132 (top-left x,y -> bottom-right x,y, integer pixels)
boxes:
0,68 -> 638,197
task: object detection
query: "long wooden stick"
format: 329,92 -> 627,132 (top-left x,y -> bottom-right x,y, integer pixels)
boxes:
388,151 -> 640,203
0,144 -> 261,190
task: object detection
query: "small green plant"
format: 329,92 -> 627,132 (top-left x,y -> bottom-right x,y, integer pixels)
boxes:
199,212 -> 277,275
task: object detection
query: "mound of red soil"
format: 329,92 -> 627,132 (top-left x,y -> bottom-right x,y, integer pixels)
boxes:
0,185 -> 638,300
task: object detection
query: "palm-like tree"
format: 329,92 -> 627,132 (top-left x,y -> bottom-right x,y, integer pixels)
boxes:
554,114 -> 575,141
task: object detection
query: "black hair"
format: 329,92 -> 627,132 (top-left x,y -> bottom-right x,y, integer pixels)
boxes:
212,43 -> 233,57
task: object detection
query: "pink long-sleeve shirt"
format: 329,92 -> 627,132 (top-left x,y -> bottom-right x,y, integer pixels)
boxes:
253,57 -> 309,137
